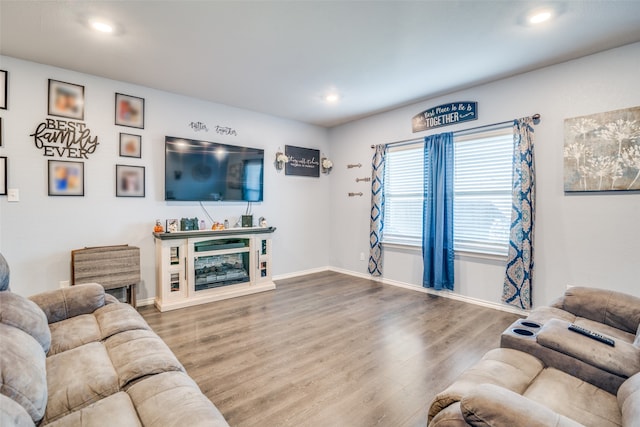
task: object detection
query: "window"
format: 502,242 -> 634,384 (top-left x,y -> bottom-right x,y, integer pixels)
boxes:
382,127 -> 513,256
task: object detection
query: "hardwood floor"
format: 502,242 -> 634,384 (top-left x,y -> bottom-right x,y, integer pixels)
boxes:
139,271 -> 520,427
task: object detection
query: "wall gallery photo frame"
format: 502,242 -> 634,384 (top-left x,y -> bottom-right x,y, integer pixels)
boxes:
0,69 -> 7,110
0,157 -> 7,196
48,79 -> 85,120
48,160 -> 84,196
119,133 -> 142,158
116,164 -> 145,197
115,93 -> 144,129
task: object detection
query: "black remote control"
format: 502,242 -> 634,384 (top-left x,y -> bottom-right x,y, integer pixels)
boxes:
568,324 -> 615,347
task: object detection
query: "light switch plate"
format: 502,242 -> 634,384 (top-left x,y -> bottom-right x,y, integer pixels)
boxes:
7,189 -> 19,202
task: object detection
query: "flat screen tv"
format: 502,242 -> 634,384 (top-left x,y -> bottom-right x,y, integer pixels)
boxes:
165,136 -> 264,202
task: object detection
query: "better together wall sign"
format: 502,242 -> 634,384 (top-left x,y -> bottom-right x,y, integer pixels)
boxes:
412,101 -> 477,133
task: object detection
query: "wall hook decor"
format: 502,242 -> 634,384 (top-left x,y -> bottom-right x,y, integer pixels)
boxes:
356,177 -> 371,183
348,192 -> 363,197
347,163 -> 362,168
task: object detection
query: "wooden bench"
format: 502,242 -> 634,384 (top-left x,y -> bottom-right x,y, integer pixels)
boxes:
71,245 -> 140,307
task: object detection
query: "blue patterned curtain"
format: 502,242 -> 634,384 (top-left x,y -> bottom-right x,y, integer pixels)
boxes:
368,145 -> 387,276
502,117 -> 536,309
423,133 -> 455,290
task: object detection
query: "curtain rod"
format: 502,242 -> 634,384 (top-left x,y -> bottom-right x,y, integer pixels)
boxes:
370,113 -> 541,149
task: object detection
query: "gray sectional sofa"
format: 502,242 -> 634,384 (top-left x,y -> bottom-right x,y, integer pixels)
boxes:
428,287 -> 640,427
0,254 -> 229,426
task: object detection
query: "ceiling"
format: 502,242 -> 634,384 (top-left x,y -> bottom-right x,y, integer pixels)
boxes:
1,1 -> 640,128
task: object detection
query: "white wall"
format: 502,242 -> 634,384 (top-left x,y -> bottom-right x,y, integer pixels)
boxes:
0,56 -> 331,299
328,42 -> 640,308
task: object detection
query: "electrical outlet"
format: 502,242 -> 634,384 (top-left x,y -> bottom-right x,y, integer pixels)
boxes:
59,280 -> 70,288
359,252 -> 365,261
7,189 -> 19,202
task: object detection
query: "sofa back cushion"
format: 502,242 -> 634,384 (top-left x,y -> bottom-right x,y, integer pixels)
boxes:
0,292 -> 51,353
29,284 -> 105,324
0,324 -> 48,423
561,287 -> 640,334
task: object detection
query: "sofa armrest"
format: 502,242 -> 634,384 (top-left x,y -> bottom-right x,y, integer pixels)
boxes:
554,287 -> 640,334
29,284 -> 106,324
537,319 -> 640,379
461,384 -> 584,427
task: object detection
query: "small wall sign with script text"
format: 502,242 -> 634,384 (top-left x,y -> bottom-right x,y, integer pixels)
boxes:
412,102 -> 477,133
285,145 -> 320,177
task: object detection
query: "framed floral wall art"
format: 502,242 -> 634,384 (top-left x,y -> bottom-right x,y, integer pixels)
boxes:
564,106 -> 640,192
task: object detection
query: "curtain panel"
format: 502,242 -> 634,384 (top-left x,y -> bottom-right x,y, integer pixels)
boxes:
422,133 -> 455,290
368,144 -> 387,276
502,117 -> 536,309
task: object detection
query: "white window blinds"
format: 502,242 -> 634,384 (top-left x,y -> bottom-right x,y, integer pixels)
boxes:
453,128 -> 513,255
381,127 -> 513,256
383,145 -> 424,246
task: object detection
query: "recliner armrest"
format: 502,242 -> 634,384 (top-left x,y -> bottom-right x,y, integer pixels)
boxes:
461,384 -> 584,427
537,319 -> 640,379
554,287 -> 640,334
29,284 -> 106,324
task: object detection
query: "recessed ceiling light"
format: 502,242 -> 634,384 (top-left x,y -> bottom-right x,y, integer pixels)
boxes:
527,8 -> 554,25
325,93 -> 340,103
90,20 -> 114,33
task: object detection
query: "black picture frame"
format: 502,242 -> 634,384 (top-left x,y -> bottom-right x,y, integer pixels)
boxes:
119,133 -> 142,158
116,164 -> 145,197
284,145 -> 321,177
48,160 -> 84,196
115,93 -> 145,129
0,157 -> 7,195
0,117 -> 3,147
48,79 -> 85,120
0,70 -> 7,110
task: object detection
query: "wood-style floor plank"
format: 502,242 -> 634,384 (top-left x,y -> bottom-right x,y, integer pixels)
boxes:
140,271 -> 520,427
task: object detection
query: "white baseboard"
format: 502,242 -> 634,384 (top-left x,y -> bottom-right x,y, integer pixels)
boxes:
272,266 -> 330,281
136,297 -> 155,307
328,267 -> 529,316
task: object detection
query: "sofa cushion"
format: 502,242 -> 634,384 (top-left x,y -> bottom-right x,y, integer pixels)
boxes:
0,291 -> 51,353
428,348 -> 544,421
104,329 -> 184,388
47,314 -> 101,356
461,383 -> 584,427
524,367 -> 621,427
44,342 -> 119,424
30,284 -> 105,324
618,373 -> 640,426
575,317 -> 636,344
537,319 -> 640,379
94,303 -> 151,339
0,324 -> 48,423
127,371 -> 228,427
45,392 -> 141,427
0,394 -> 35,427
559,287 -> 640,334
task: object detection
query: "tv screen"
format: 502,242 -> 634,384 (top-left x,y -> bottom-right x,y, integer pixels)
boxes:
165,136 -> 264,202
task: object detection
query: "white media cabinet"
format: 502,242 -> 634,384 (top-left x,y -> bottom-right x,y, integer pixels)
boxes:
153,227 -> 276,312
